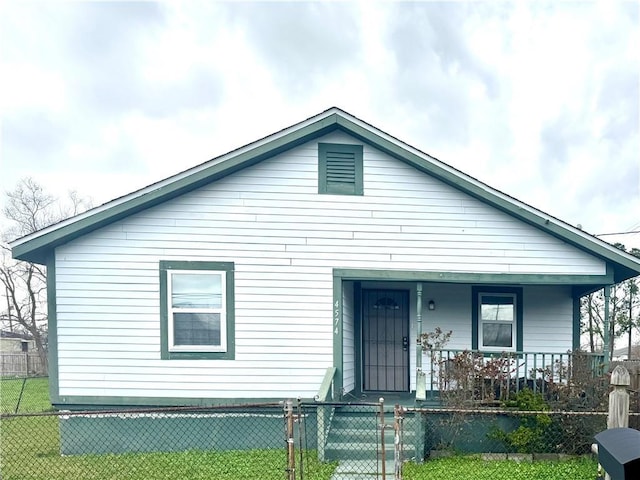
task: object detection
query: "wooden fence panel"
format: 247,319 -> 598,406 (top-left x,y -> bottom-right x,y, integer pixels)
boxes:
0,353 -> 45,377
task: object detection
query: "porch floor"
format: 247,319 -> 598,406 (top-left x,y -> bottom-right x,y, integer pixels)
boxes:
343,391 -> 418,408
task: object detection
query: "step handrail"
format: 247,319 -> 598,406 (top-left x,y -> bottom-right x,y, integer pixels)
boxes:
315,366 -> 337,402
315,367 -> 337,462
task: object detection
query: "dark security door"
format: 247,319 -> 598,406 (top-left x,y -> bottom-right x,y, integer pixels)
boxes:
362,289 -> 409,392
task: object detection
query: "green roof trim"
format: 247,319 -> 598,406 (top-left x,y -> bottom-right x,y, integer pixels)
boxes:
10,108 -> 640,282
46,253 -> 60,405
332,268 -> 614,284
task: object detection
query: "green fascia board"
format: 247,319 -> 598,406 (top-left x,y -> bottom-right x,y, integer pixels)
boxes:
333,268 -> 614,285
11,108 -> 640,282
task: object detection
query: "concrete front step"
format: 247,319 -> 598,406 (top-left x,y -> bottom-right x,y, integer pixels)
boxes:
330,460 -> 398,480
325,409 -> 420,462
325,442 -> 414,461
329,430 -> 416,442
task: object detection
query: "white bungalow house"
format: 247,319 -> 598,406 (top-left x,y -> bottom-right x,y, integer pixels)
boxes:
10,107 -> 640,412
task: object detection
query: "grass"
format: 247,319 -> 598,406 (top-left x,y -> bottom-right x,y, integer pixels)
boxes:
0,415 -> 337,480
1,378 -> 599,479
0,378 -> 336,479
403,455 -> 598,480
1,377 -> 52,413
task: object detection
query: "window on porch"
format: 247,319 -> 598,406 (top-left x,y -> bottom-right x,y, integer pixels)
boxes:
472,286 -> 523,352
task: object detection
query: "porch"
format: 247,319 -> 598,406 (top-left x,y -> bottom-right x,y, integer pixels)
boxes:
420,349 -> 606,406
333,269 -> 616,406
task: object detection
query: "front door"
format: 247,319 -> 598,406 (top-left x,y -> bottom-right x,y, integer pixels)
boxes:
362,289 -> 409,392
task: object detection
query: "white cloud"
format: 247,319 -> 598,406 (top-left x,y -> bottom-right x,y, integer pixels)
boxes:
1,0 -> 638,249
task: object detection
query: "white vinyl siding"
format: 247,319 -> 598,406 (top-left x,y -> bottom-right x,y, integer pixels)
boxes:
54,130 -> 596,400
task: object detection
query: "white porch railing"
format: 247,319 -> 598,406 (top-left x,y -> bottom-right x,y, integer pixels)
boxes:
422,349 -> 606,404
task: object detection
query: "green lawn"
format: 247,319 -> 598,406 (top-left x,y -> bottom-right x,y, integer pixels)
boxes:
403,455 -> 598,480
1,377 -> 52,413
0,414 -> 336,480
0,379 -> 336,479
1,378 -> 599,479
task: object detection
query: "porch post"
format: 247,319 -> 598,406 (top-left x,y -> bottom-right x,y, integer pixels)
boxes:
415,282 -> 425,463
416,283 -> 426,402
603,285 -> 611,371
416,283 -> 423,372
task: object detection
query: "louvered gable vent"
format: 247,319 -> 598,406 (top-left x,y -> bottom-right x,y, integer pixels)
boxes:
318,143 -> 363,195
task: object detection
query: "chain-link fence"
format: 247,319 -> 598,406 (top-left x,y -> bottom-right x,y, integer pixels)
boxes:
2,377 -> 638,480
296,400 -> 390,480
1,376 -> 50,414
2,402 -> 316,480
396,407 -> 640,480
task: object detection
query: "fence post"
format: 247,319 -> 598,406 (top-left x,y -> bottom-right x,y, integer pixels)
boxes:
394,404 -> 403,480
296,400 -> 304,480
608,365 -> 630,429
379,398 -> 386,480
317,402 -> 326,462
597,365 -> 631,480
284,400 -> 296,480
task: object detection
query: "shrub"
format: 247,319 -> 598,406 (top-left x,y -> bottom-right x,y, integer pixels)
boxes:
489,389 -> 553,453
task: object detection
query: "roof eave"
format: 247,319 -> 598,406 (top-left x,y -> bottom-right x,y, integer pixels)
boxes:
330,115 -> 640,281
11,111 -> 343,264
10,108 -> 640,281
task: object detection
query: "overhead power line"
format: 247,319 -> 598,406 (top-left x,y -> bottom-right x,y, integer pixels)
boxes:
595,230 -> 640,237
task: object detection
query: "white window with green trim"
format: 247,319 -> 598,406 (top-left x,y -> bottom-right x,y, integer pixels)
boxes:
472,286 -> 523,352
479,294 -> 516,350
160,261 -> 234,360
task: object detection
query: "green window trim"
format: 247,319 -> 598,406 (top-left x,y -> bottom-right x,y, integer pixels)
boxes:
471,286 -> 523,352
318,143 -> 364,195
160,260 -> 235,360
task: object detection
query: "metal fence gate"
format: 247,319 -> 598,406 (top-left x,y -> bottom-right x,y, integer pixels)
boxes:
285,399 -> 406,480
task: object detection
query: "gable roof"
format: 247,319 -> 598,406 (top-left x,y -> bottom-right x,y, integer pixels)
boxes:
10,107 -> 640,283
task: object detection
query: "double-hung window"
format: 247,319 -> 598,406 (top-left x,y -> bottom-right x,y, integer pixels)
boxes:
480,294 -> 516,349
472,287 -> 522,352
160,261 -> 234,360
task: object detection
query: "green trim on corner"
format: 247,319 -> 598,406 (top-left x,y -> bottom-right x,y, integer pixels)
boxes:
353,281 -> 362,396
46,254 -> 60,405
471,286 -> 523,351
333,268 -> 613,285
572,295 -> 581,350
332,273 -> 343,399
159,260 -> 235,360
318,142 -> 364,195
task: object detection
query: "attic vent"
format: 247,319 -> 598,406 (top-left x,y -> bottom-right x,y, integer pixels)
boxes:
318,143 -> 363,195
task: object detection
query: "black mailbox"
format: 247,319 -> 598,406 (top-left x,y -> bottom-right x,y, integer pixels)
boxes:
595,428 -> 640,480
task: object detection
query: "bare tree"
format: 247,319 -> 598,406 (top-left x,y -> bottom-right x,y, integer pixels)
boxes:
580,244 -> 640,360
1,178 -> 91,374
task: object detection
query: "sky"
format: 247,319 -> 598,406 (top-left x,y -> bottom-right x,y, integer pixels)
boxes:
0,0 -> 639,250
